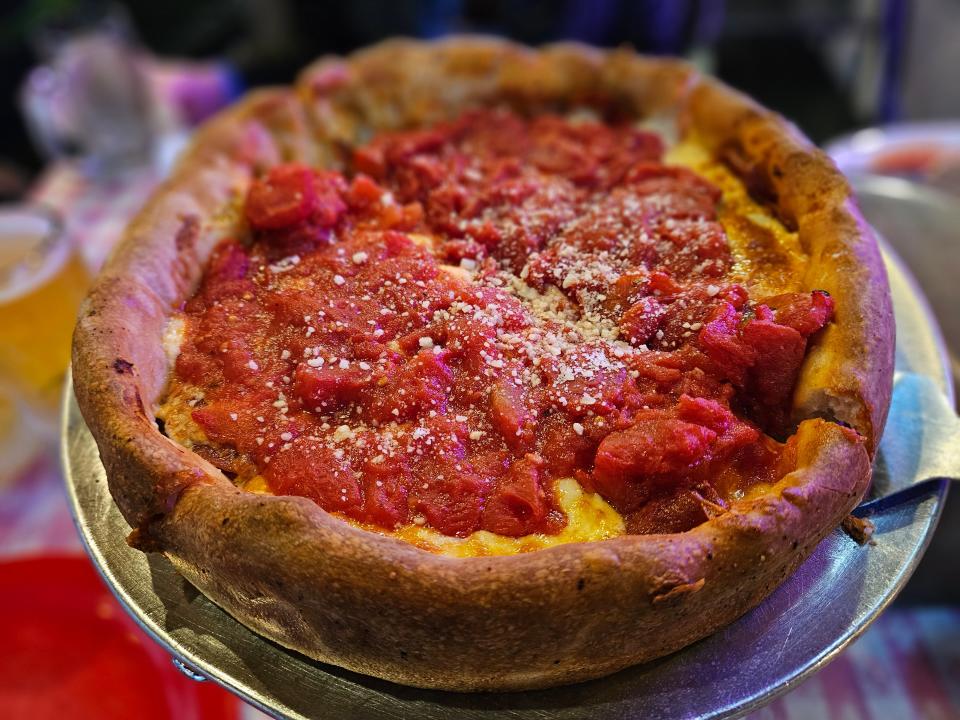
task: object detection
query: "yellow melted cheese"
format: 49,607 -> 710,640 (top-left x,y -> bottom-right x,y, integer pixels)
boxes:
666,140 -> 807,296
241,475 -> 624,557
363,478 -> 623,556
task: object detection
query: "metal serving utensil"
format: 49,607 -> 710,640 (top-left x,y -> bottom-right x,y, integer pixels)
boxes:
856,371 -> 960,514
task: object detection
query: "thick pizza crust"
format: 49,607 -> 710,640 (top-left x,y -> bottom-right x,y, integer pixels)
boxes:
72,37 -> 891,691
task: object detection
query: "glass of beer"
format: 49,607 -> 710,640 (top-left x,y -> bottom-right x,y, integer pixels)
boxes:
0,205 -> 89,483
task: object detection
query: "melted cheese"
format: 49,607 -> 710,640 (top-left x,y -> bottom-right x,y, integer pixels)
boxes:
666,140 -> 807,296
162,316 -> 185,367
241,475 -> 624,556
371,478 -> 623,555
155,380 -> 206,447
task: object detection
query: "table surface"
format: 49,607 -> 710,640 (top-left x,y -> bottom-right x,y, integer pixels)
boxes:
0,160 -> 957,719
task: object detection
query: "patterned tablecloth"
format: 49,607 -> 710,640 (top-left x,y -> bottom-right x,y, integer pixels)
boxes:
2,160 -> 956,720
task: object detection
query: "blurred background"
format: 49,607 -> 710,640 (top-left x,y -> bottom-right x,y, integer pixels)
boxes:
0,1 -> 957,718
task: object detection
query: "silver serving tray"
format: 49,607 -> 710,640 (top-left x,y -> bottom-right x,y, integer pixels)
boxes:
63,246 -> 952,720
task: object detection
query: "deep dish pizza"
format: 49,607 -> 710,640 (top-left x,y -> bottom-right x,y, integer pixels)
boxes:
73,38 -> 894,691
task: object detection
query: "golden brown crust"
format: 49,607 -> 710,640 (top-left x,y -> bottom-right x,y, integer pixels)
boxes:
72,37 -> 891,690
682,78 -> 894,455
155,418 -> 867,691
72,89 -> 309,529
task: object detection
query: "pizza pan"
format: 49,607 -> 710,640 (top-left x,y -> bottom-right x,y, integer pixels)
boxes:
62,244 -> 953,720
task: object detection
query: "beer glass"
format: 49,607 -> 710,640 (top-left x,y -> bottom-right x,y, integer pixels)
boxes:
0,206 -> 89,483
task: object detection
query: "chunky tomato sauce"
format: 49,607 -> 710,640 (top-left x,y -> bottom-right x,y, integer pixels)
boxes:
170,109 -> 832,538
